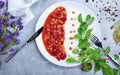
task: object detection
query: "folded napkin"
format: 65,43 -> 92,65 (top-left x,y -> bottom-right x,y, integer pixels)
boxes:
8,0 -> 38,25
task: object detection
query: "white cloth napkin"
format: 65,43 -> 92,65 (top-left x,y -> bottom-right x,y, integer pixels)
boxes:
8,0 -> 38,25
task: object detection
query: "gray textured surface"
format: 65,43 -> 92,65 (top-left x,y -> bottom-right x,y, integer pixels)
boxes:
0,0 -> 120,75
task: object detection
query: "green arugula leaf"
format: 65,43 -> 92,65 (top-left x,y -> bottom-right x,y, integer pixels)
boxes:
102,69 -> 110,75
86,14 -> 91,21
78,27 -> 82,34
78,13 -> 83,23
81,63 -> 92,71
113,69 -> 118,75
82,24 -> 88,31
94,63 -> 100,74
78,39 -> 90,49
86,17 -> 94,25
85,28 -> 93,39
72,48 -> 79,54
66,57 -> 77,63
114,54 -> 119,59
99,61 -> 111,70
74,34 -> 82,39
105,46 -> 110,55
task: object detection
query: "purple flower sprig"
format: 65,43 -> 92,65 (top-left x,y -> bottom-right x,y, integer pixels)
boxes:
0,0 -> 24,56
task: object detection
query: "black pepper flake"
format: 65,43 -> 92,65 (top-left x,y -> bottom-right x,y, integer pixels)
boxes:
86,0 -> 118,22
113,19 -> 115,21
115,3 -> 118,6
86,0 -> 88,2
119,52 -> 120,55
103,37 -> 107,40
106,61 -> 109,63
115,15 -> 117,17
115,9 -> 118,11
111,12 -> 115,16
96,1 -> 98,3
110,26 -> 113,29
98,21 -> 101,23
114,7 -> 116,9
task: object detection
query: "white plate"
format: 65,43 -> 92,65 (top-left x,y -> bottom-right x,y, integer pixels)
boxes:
35,1 -> 101,67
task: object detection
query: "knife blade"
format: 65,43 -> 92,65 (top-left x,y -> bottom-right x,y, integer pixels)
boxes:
5,26 -> 44,63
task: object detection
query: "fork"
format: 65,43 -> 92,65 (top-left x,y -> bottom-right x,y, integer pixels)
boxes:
90,34 -> 120,70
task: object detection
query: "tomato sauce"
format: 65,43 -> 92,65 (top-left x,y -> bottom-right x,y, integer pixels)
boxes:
42,6 -> 67,61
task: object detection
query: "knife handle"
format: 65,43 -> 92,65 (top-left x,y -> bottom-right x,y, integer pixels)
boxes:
27,27 -> 43,43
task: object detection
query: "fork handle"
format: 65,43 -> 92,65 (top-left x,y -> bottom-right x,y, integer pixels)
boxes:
101,48 -> 120,70
107,54 -> 120,70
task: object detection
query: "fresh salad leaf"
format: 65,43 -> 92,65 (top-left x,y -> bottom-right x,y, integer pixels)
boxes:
81,63 -> 92,71
74,34 -> 82,39
86,14 -> 91,21
94,63 -> 100,74
113,69 -> 118,75
105,46 -> 110,55
78,40 -> 90,48
72,48 -> 79,54
78,13 -> 83,23
85,28 -> 93,39
86,17 -> 94,25
114,54 -> 119,59
66,57 -> 77,63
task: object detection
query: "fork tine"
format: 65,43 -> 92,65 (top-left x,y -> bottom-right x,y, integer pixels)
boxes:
90,37 -> 96,43
91,34 -> 99,41
91,34 -> 99,42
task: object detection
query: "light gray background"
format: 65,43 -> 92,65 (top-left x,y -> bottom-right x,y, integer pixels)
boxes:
0,0 -> 120,75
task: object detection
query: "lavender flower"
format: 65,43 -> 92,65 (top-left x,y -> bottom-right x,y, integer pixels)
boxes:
0,29 -> 3,35
0,42 -> 3,49
10,16 -> 15,19
18,25 -> 23,30
9,48 -> 14,52
0,1 -> 5,9
0,0 -> 23,59
4,11 -> 9,16
3,35 -> 12,42
2,19 -> 7,25
0,12 -> 2,18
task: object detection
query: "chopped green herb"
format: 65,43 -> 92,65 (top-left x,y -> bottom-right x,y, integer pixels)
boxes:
114,54 -> 119,59
105,46 -> 110,55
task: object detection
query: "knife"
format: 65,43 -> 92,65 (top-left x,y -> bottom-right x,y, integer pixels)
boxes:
5,26 -> 44,63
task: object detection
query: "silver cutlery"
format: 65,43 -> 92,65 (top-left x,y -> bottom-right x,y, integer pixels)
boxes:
5,26 -> 44,62
90,34 -> 120,70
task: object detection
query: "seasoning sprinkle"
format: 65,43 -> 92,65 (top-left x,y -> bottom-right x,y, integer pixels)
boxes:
85,0 -> 118,22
